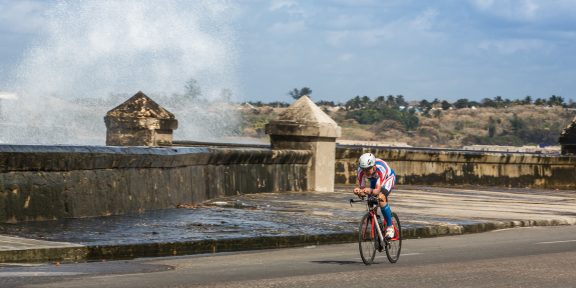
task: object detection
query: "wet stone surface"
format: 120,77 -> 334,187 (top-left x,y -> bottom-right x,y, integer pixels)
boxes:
0,195 -> 361,246
1,185 -> 575,246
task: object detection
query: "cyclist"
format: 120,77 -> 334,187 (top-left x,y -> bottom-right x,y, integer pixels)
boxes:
353,152 -> 396,238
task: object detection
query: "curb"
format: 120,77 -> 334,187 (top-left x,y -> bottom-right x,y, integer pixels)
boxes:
1,219 -> 574,263
0,246 -> 89,263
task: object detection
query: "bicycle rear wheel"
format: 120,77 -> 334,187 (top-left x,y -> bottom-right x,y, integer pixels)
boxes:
384,212 -> 402,263
358,213 -> 377,265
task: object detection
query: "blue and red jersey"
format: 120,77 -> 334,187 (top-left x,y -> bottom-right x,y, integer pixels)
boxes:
357,158 -> 396,192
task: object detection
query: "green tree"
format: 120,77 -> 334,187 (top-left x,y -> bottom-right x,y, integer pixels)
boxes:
509,114 -> 524,133
361,96 -> 371,107
469,101 -> 481,108
288,87 -> 313,99
419,99 -> 432,110
453,98 -> 470,109
395,95 -> 408,107
441,100 -> 452,110
316,100 -> 335,107
534,98 -> 546,105
345,96 -> 362,110
482,98 -> 497,108
418,99 -> 432,117
347,109 -> 384,124
374,96 -> 386,109
400,108 -> 419,130
547,95 -> 564,106
386,95 -> 396,107
494,96 -> 504,108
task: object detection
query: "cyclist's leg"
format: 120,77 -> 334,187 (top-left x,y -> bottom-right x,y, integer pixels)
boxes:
379,175 -> 396,229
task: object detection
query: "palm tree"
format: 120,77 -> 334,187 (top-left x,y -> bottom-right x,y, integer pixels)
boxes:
288,87 -> 313,99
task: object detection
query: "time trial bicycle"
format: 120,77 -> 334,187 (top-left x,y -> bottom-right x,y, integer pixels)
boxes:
350,194 -> 402,265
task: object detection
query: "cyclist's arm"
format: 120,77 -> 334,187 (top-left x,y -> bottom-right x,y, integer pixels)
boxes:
354,175 -> 360,195
354,172 -> 365,196
372,183 -> 382,195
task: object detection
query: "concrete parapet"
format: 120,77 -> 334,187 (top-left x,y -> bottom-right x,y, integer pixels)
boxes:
266,96 -> 341,192
335,146 -> 576,189
3,140 -> 575,224
0,145 -> 310,223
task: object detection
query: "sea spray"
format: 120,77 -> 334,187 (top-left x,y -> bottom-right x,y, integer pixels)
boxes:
1,0 -> 240,144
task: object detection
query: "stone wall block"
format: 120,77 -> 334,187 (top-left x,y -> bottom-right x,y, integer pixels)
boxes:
335,146 -> 576,189
0,146 -> 310,223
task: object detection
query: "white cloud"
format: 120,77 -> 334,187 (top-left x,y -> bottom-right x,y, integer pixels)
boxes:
328,0 -> 380,5
268,20 -> 306,34
0,0 -> 47,33
471,0 -> 495,10
326,30 -> 349,46
331,9 -> 441,48
478,38 -> 549,55
337,53 -> 354,62
326,14 -> 361,29
357,28 -> 393,46
323,22 -> 439,51
472,0 -> 536,20
269,0 -> 297,11
268,0 -> 307,17
469,0 -> 576,22
410,8 -> 439,30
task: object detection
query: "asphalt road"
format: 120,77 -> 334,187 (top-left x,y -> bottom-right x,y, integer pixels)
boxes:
3,225 -> 576,288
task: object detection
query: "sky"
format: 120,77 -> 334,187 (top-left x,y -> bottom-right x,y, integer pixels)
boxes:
1,0 -> 576,104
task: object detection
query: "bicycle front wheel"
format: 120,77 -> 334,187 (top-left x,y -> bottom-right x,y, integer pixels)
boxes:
385,212 -> 402,263
358,213 -> 377,265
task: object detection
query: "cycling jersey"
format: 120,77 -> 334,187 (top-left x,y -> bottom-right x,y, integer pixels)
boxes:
357,158 -> 396,195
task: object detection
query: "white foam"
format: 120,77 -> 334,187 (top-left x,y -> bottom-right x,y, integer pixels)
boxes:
2,0 -> 240,145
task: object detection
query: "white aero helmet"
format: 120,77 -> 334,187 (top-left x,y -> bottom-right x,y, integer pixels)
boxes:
359,153 -> 376,169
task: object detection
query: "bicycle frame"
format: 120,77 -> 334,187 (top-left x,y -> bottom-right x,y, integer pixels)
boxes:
351,196 -> 399,245
367,200 -> 386,248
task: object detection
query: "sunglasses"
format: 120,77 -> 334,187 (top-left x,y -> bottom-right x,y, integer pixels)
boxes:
362,167 -> 374,173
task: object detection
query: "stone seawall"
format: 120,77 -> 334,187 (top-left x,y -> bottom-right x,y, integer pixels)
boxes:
336,146 -> 576,189
0,145 -> 310,223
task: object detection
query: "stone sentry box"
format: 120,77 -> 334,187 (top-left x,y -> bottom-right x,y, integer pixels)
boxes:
559,116 -> 576,155
105,91 -> 178,146
266,96 -> 341,192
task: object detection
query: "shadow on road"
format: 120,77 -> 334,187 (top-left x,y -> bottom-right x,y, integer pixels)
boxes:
310,260 -> 360,265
